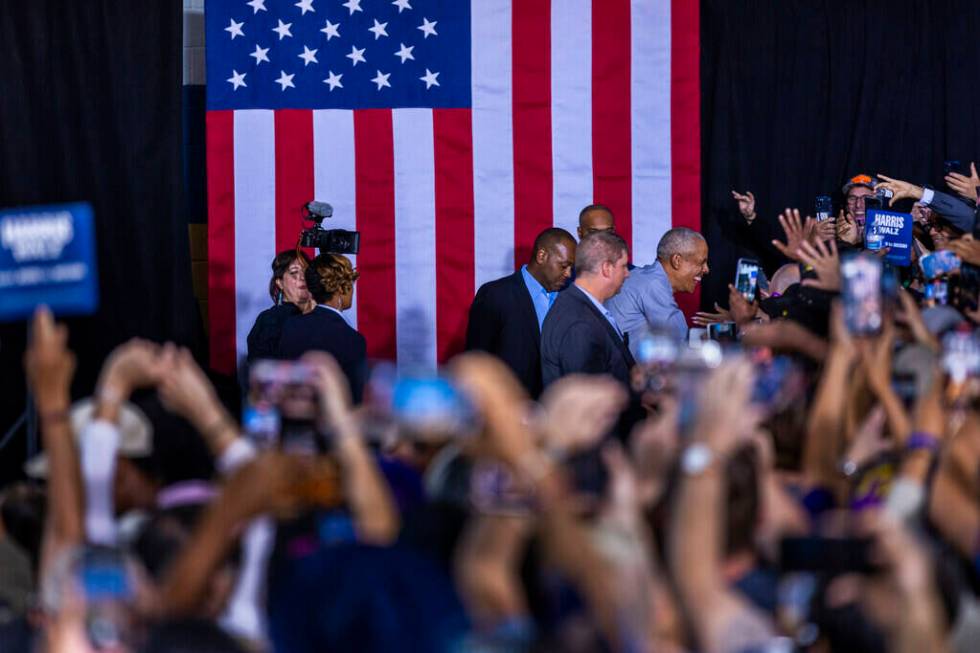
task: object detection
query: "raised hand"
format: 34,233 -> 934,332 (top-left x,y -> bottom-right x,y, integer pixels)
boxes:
692,358 -> 760,455
538,375 -> 627,457
948,234 -> 980,266
836,209 -> 861,245
24,306 -> 76,413
875,174 -> 923,206
813,215 -> 837,242
944,161 -> 980,202
798,238 -> 841,292
727,284 -> 758,325
692,302 -> 732,327
302,350 -> 354,433
771,208 -> 816,261
731,190 -> 757,223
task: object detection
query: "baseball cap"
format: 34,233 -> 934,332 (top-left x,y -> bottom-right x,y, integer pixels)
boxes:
842,174 -> 877,195
24,398 -> 153,478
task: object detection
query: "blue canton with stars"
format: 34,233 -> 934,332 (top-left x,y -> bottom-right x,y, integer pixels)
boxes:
206,0 -> 471,110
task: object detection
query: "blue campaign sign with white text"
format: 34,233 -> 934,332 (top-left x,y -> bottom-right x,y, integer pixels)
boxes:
0,203 -> 98,321
863,209 -> 913,266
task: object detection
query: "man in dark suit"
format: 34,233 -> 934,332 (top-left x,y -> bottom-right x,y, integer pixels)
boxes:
541,230 -> 633,388
465,228 -> 576,397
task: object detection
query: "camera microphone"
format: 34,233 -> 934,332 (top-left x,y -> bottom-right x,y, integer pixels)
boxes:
305,201 -> 333,219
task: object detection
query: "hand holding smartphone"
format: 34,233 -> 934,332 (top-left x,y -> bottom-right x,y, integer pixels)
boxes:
734,258 -> 761,302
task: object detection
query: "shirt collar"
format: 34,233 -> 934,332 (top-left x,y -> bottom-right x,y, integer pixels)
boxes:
575,283 -> 609,315
521,264 -> 551,296
317,304 -> 346,319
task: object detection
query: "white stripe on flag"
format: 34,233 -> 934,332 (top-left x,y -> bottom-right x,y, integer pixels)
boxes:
312,109 -> 358,329
471,0 -> 515,289
392,109 -> 438,371
233,110 -> 276,364
630,0 -> 673,266
551,0 -> 593,237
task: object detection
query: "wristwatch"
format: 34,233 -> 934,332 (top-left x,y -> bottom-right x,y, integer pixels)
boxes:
681,443 -> 715,476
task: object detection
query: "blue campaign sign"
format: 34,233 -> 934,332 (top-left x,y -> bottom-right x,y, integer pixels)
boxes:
863,209 -> 913,266
0,203 -> 99,321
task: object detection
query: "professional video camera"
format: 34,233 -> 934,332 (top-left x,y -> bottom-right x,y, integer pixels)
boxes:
299,201 -> 360,254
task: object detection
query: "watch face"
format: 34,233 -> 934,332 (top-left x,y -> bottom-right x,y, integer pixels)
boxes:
682,444 -> 712,475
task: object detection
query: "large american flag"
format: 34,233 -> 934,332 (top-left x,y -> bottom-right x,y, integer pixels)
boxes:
205,0 -> 700,374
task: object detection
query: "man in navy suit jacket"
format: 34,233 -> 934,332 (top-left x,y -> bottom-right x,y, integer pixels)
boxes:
541,230 -> 634,389
465,228 -> 576,398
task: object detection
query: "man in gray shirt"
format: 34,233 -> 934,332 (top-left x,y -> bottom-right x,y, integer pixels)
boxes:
606,227 -> 708,352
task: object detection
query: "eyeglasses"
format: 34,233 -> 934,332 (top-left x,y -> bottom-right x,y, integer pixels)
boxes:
846,196 -> 868,207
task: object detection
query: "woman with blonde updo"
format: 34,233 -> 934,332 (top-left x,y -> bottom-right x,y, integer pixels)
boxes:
278,253 -> 367,402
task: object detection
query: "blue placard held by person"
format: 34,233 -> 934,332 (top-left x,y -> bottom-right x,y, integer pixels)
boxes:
0,203 -> 98,321
863,209 -> 913,266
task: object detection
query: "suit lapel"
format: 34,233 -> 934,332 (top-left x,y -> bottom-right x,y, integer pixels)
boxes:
568,286 -> 635,367
512,271 -> 541,340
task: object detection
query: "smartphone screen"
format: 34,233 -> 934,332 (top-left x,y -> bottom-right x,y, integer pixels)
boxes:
708,322 -> 737,343
944,159 -> 964,177
735,258 -> 760,301
815,195 -> 832,222
841,254 -> 883,335
247,360 -> 321,453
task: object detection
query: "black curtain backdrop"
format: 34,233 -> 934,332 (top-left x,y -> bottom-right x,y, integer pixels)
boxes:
700,0 -> 980,309
0,1 -> 201,481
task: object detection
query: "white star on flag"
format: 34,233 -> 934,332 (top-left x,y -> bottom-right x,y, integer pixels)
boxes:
246,0 -> 267,13
321,20 -> 340,41
342,0 -> 362,15
346,45 -> 366,66
392,0 -> 412,13
275,70 -> 295,90
323,70 -> 343,91
368,19 -> 389,40
417,17 -> 437,38
295,0 -> 315,15
371,70 -> 391,90
272,19 -> 293,40
250,44 -> 270,65
298,46 -> 319,66
227,70 -> 247,90
225,18 -> 245,39
419,68 -> 439,89
394,43 -> 414,63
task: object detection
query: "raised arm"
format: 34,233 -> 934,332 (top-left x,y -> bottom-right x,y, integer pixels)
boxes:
24,308 -> 83,579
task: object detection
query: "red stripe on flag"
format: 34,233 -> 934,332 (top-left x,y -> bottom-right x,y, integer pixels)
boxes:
671,0 -> 702,316
206,111 -> 237,374
274,110 -> 314,254
511,0 -> 552,266
354,110 -> 397,360
433,109 -> 475,364
592,0 -> 633,250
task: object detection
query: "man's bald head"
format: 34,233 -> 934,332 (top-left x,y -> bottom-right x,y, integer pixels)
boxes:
527,227 -> 577,292
577,204 -> 615,241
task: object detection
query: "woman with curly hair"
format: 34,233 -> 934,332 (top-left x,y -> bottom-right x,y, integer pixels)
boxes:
278,253 -> 367,402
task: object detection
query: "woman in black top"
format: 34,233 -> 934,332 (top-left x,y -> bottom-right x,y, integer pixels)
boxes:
278,253 -> 367,402
246,249 -> 314,362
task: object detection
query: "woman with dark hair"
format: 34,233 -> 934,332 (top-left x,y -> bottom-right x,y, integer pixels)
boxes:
278,253 -> 367,402
245,250 -> 314,362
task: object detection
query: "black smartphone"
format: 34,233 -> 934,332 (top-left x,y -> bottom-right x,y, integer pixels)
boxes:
815,195 -> 832,222
841,253 -> 883,335
780,536 -> 877,575
944,159 -> 965,177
